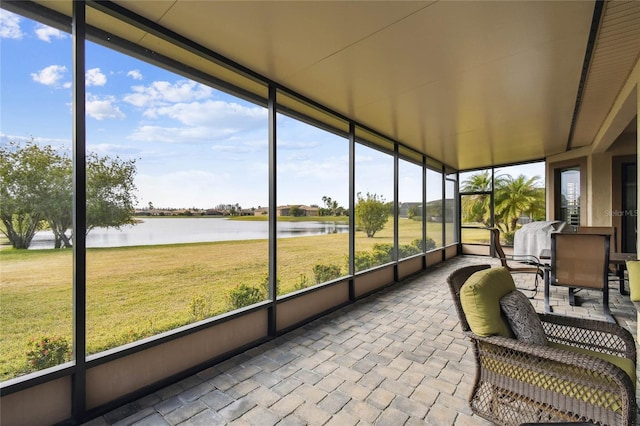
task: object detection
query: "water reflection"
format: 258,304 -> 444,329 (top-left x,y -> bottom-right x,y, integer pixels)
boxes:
29,217 -> 348,249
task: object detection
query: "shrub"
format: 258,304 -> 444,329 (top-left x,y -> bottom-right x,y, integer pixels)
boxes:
352,251 -> 374,272
188,295 -> 209,321
259,272 -> 282,296
293,274 -> 310,291
372,243 -> 394,264
259,272 -> 270,295
26,335 -> 71,371
227,283 -> 264,310
409,237 -> 437,251
312,263 -> 342,284
351,238 -> 438,273
100,320 -> 159,350
425,237 -> 436,250
502,231 -> 515,246
398,243 -> 421,258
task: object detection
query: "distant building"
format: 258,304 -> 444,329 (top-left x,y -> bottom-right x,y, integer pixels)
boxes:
276,205 -> 319,216
399,202 -> 423,218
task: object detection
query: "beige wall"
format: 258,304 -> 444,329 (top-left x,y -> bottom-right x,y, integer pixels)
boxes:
397,255 -> 423,280
87,310 -> 269,409
276,281 -> 350,331
546,58 -> 639,229
546,138 -> 635,227
1,376 -> 71,426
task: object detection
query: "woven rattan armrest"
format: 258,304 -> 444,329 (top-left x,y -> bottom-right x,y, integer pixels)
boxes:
539,313 -> 636,360
469,333 -> 636,425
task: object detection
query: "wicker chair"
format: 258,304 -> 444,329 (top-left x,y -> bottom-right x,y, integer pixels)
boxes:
448,264 -> 637,426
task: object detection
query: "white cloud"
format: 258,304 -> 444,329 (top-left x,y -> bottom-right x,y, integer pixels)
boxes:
123,80 -> 212,107
35,24 -> 66,42
31,65 -> 67,86
277,140 -> 321,150
86,95 -> 125,120
88,143 -> 141,157
86,68 -> 107,86
211,144 -> 253,154
128,125 -> 216,143
148,100 -> 266,127
127,70 -> 143,80
128,99 -> 267,144
1,132 -> 71,149
0,10 -> 23,39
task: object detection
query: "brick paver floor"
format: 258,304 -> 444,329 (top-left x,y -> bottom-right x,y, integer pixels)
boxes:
83,255 -> 639,426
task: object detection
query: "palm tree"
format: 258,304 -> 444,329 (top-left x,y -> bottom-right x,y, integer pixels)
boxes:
494,174 -> 543,232
460,170 -> 499,227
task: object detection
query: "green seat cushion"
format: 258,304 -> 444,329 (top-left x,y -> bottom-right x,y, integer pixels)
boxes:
484,343 -> 634,414
626,260 -> 640,302
549,341 -> 636,388
460,267 -> 515,337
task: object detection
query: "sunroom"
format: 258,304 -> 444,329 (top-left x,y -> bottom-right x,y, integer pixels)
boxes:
1,1 -> 639,425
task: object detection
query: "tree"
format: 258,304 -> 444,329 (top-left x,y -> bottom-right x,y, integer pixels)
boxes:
86,153 -> 138,234
355,192 -> 390,238
460,170 -> 545,234
407,205 -> 420,220
0,140 -> 138,249
0,141 -> 52,249
460,170 -> 497,227
44,154 -> 73,248
321,195 -> 341,216
289,205 -> 305,217
494,174 -> 543,232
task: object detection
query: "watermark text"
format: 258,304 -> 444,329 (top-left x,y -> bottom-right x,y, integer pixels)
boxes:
605,209 -> 637,217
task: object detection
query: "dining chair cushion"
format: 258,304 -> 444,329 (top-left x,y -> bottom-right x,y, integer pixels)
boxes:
626,260 -> 640,302
499,290 -> 548,345
460,267 -> 515,337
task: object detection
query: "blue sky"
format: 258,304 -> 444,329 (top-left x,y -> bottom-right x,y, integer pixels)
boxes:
1,9 -> 543,210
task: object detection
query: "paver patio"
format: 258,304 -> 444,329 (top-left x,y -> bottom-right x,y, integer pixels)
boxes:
83,255 -> 639,426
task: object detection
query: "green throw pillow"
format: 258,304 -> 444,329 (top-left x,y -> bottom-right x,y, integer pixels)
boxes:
460,267 -> 515,337
627,260 -> 640,302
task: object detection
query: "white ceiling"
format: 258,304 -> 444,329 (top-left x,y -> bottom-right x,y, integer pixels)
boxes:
33,0 -> 640,170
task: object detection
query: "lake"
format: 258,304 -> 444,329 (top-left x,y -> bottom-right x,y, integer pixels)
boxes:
28,217 -> 349,250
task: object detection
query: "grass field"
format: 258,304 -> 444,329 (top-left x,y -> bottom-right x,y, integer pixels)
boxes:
0,218 -> 464,381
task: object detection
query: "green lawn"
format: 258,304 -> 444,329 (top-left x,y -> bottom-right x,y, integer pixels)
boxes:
0,218 -> 454,381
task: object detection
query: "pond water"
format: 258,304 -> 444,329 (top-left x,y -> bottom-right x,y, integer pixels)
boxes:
28,217 -> 349,250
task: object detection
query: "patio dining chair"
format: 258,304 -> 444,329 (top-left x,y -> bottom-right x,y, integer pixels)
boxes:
576,226 -> 627,290
448,264 -> 637,426
488,227 -> 543,298
545,232 -> 615,323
